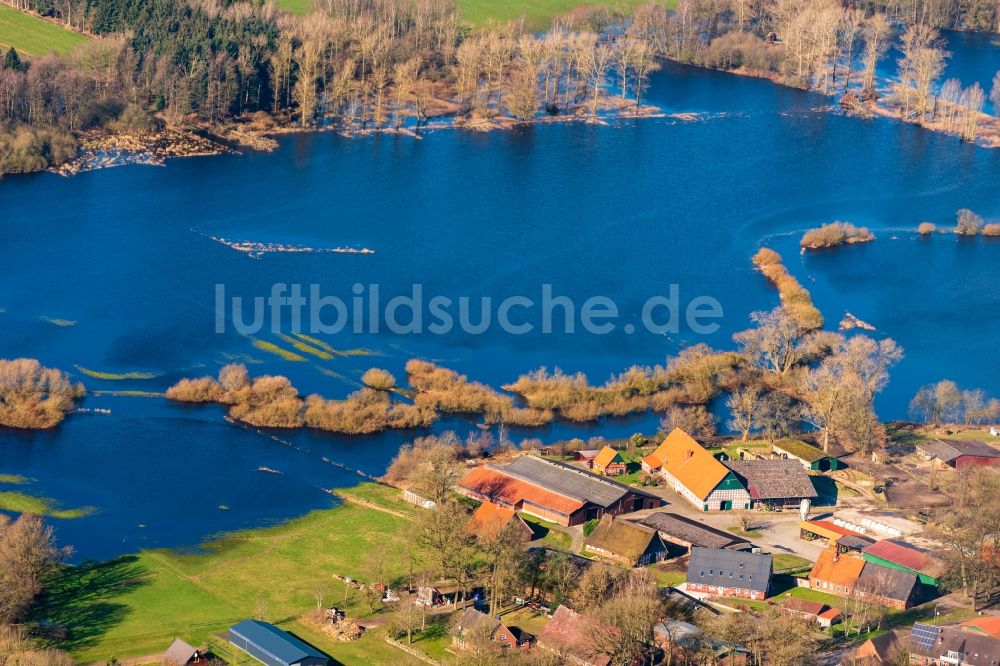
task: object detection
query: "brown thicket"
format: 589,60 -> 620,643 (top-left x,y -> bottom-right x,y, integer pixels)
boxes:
752,248 -> 824,330
800,222 -> 875,249
0,358 -> 84,429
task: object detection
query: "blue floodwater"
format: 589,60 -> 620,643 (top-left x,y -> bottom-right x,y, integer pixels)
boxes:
1,33 -> 998,559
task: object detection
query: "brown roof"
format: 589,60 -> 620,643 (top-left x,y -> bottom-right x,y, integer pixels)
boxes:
593,446 -> 623,470
809,549 -> 865,587
644,429 -> 730,500
537,606 -> 612,666
782,597 -> 825,616
459,466 -> 585,516
722,459 -> 818,500
585,516 -> 663,563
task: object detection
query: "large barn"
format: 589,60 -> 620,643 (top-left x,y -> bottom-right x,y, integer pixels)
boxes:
642,429 -> 751,511
915,439 -> 1000,469
458,455 -> 663,526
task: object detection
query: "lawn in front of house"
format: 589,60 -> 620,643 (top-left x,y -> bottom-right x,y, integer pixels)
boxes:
0,4 -> 90,56
34,484 -> 422,665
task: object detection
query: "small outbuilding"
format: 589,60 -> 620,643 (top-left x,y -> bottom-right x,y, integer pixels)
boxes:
915,439 -> 1000,469
164,639 -> 206,666
228,620 -> 327,666
584,515 -> 668,566
452,607 -> 532,651
771,439 -> 843,471
592,446 -> 627,476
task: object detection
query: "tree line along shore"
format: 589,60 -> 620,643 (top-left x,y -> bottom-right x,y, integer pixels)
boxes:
3,0 -> 1000,175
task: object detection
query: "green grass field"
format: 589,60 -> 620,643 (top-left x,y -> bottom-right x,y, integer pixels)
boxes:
34,484 -> 423,665
0,4 -> 90,56
276,0 -> 674,30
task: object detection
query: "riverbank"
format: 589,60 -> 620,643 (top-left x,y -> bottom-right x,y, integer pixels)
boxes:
33,482 -> 423,665
47,93 -> 665,177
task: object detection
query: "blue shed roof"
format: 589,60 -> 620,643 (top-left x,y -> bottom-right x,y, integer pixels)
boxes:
229,620 -> 326,666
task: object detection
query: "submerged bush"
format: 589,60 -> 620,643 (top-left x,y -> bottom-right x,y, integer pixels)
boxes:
0,358 -> 84,429
955,208 -> 984,235
983,223 -> 1000,236
800,222 -> 874,249
917,222 -> 936,235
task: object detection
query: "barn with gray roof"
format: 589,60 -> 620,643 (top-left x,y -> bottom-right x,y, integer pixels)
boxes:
228,620 -> 327,666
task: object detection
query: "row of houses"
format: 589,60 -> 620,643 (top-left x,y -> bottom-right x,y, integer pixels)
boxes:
807,545 -> 938,610
641,429 -> 819,511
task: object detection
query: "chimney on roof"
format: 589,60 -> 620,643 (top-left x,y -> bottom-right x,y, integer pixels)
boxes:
686,449 -> 694,460
833,549 -> 840,562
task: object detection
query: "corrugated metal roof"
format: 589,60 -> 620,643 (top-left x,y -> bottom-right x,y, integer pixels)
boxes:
686,547 -> 772,594
229,621 -> 325,666
494,455 -> 635,507
863,540 -> 944,578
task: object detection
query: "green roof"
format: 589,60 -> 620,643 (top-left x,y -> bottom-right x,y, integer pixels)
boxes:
772,439 -> 828,464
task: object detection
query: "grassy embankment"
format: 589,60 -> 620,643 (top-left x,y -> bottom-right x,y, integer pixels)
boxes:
276,0 -> 676,30
34,483 -> 427,665
0,4 -> 89,56
0,474 -> 95,519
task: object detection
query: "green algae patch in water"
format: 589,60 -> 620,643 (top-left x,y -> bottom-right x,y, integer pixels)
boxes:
75,366 -> 159,380
0,491 -> 96,519
277,333 -> 333,360
251,339 -> 307,362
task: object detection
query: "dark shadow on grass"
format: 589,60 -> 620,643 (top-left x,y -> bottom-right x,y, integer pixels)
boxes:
811,476 -> 839,506
769,574 -> 800,596
33,555 -> 149,653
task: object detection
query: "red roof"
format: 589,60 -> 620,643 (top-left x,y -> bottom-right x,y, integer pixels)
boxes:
961,617 -> 1000,639
803,519 -> 867,539
863,540 -> 942,577
459,466 -> 585,516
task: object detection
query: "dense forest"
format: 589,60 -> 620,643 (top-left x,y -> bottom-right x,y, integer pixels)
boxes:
2,0 -> 1000,173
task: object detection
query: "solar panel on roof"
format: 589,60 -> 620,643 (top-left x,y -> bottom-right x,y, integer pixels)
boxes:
911,623 -> 941,652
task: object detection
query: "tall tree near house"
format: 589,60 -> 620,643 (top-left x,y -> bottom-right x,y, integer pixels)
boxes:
415,500 -> 472,584
861,13 -> 893,92
733,307 -> 810,377
590,571 -> 660,666
930,469 -> 1000,611
478,519 -> 528,616
757,390 -> 795,444
727,382 -> 763,442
